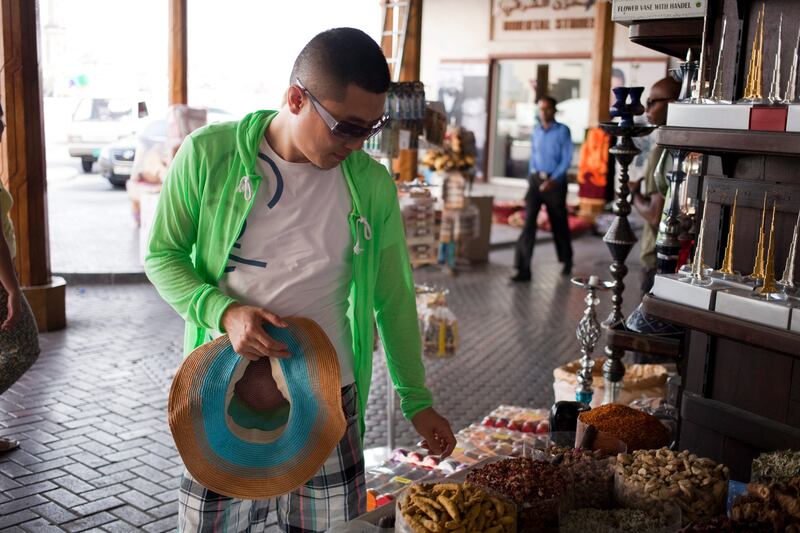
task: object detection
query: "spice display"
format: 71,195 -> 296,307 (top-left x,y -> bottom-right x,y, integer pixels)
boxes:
554,449 -> 616,509
731,476 -> 800,531
579,403 -> 670,451
615,448 -> 729,525
751,450 -> 800,484
466,458 -> 566,530
396,482 -> 515,533
561,507 -> 679,533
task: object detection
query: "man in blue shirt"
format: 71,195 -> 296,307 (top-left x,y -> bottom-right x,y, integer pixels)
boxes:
512,95 -> 574,282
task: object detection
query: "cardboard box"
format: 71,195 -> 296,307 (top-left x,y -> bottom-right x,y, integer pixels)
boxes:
785,105 -> 800,132
666,102 -> 751,130
749,106 -> 788,132
715,288 -> 792,329
652,274 -> 719,310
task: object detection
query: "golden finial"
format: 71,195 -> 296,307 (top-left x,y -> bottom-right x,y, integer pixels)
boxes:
751,192 -> 768,280
756,203 -> 778,295
719,190 -> 739,275
742,3 -> 766,102
691,193 -> 709,281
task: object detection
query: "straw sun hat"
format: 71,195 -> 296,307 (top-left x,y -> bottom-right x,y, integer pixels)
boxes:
168,317 -> 345,499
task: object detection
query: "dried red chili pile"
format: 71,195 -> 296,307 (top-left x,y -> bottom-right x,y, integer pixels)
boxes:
465,457 -> 565,503
578,403 -> 669,451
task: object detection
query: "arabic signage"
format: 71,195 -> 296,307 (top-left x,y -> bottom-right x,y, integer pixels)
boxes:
611,0 -> 706,22
492,0 -> 598,43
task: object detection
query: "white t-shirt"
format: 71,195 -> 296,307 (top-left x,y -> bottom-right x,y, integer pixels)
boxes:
218,137 -> 355,385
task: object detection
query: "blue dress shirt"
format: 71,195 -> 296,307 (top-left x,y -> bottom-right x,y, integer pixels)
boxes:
529,121 -> 573,183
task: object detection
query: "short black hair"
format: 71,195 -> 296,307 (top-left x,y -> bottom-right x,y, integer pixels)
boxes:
536,95 -> 557,109
290,28 -> 390,102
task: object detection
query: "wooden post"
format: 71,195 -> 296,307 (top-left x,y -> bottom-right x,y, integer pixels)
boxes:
169,0 -> 188,105
588,1 -> 615,126
0,0 -> 65,331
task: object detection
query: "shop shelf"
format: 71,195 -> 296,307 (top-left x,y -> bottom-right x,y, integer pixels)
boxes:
655,126 -> 800,157
641,295 -> 800,357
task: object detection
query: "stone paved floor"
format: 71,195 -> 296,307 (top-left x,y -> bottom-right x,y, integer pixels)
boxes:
0,234 -> 644,531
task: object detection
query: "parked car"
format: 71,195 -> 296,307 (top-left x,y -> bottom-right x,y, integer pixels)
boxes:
97,108 -> 234,187
98,119 -> 166,187
67,97 -> 147,173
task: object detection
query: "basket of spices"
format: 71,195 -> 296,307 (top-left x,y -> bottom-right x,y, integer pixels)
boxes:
751,450 -> 800,484
578,403 -> 669,452
560,506 -> 681,533
466,457 -> 566,532
614,448 -> 729,526
731,475 -> 800,531
552,448 -> 616,510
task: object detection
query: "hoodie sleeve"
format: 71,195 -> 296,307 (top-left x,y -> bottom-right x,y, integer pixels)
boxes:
373,177 -> 434,421
144,135 -> 236,332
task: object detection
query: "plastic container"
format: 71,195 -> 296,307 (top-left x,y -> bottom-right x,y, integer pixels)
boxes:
395,480 -> 516,533
563,456 -> 616,510
614,465 -> 728,526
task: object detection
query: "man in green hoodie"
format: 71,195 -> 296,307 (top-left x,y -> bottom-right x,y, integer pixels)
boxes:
145,28 -> 455,531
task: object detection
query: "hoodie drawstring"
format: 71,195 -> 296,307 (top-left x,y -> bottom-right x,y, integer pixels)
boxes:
238,176 -> 253,202
353,216 -> 372,255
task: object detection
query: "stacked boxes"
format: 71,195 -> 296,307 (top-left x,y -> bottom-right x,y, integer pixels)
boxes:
399,187 -> 438,268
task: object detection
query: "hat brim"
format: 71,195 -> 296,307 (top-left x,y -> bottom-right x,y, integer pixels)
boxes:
168,317 -> 346,499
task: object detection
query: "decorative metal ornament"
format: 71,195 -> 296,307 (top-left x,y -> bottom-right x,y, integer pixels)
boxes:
717,190 -> 740,279
708,18 -> 730,104
740,3 -> 766,103
688,192 -> 713,286
768,15 -> 784,104
784,26 -> 800,103
571,276 -> 613,406
749,193 -> 769,282
779,209 -> 800,291
679,49 -> 699,102
756,203 -> 780,296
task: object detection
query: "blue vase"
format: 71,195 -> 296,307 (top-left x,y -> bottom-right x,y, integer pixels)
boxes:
628,87 -> 645,116
610,87 -> 630,119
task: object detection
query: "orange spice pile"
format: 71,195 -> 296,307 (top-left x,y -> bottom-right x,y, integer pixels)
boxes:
579,403 -> 669,451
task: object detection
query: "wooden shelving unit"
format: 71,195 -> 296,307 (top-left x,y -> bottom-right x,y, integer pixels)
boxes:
656,126 -> 800,158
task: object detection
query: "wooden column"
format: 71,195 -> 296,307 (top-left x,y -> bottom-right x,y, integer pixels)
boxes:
169,0 -> 188,105
588,1 -> 615,126
0,0 -> 65,331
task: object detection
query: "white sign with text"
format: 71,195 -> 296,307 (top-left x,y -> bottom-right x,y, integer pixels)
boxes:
612,0 -> 706,22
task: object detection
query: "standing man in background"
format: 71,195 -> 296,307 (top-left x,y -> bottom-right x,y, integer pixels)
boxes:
512,96 -> 574,282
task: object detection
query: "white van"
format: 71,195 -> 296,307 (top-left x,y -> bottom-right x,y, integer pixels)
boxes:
66,98 -> 147,173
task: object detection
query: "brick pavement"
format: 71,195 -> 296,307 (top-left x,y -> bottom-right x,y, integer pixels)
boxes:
0,234 -> 643,531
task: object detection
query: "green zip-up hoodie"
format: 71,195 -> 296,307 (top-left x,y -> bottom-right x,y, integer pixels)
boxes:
145,110 -> 433,435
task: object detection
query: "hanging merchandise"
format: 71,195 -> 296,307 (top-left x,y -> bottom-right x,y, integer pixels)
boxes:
365,81 -> 426,158
418,291 -> 458,358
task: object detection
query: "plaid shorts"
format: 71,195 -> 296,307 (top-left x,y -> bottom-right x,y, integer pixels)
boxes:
178,384 -> 366,533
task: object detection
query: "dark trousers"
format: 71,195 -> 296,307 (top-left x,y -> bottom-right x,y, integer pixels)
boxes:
514,177 -> 573,275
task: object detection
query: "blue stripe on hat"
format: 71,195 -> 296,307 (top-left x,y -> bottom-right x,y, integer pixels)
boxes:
199,327 -> 316,467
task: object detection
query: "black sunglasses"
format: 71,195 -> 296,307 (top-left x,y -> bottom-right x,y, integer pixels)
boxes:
295,78 -> 389,140
646,97 -> 672,108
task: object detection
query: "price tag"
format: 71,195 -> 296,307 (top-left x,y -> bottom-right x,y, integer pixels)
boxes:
393,476 -> 412,484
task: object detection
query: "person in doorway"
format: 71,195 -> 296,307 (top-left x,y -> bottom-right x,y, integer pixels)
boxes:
0,103 -> 41,452
512,95 -> 574,282
629,76 -> 681,295
145,28 -> 456,532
